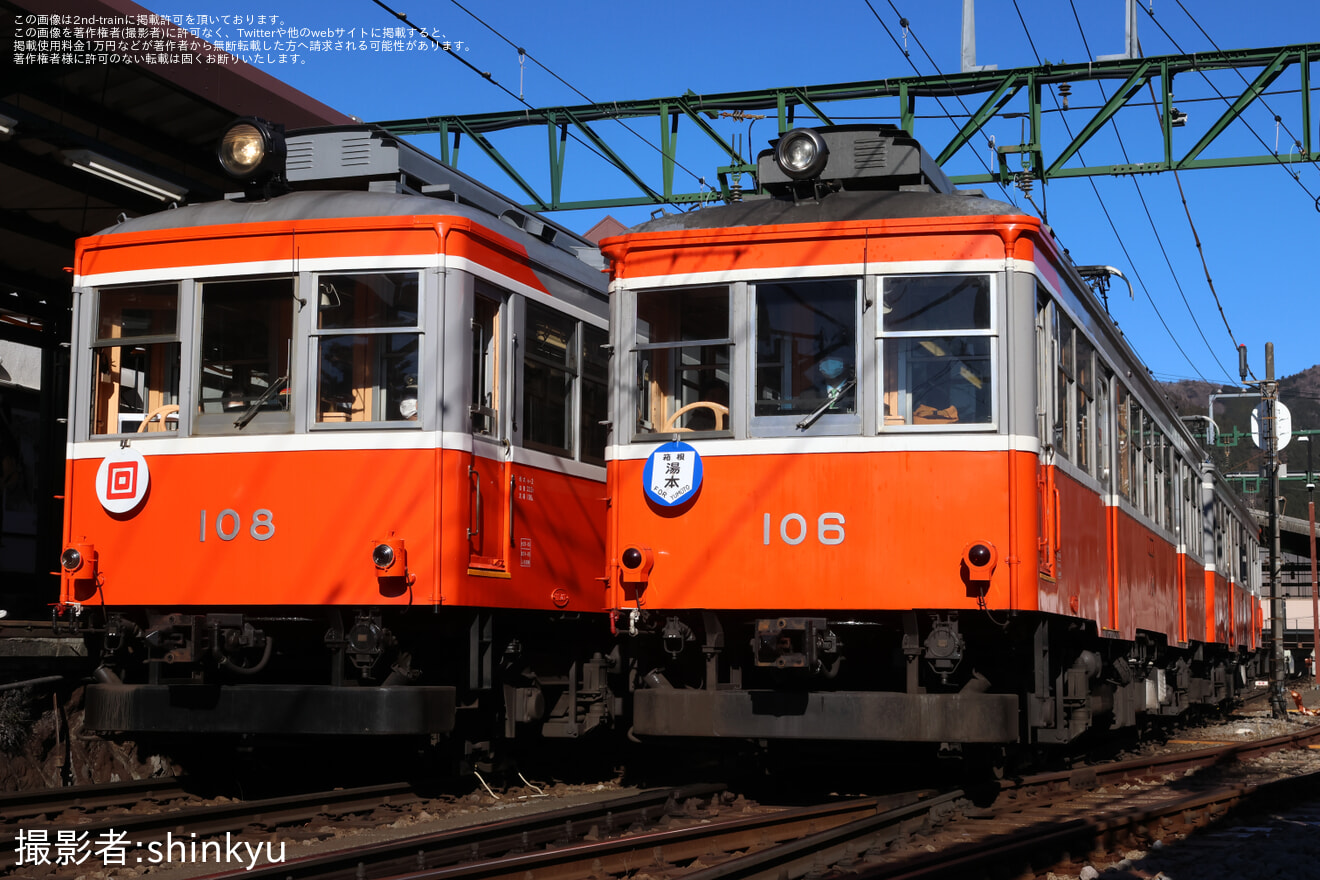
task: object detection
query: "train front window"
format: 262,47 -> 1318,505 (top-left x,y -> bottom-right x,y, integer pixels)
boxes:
91,284 -> 180,435
880,275 -> 994,427
196,277 -> 294,435
752,279 -> 859,432
634,286 -> 730,438
313,272 -> 420,424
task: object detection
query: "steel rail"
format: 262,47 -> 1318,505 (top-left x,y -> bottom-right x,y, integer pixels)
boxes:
189,788 -> 933,880
848,765 -> 1320,879
670,722 -> 1320,880
0,776 -> 189,823
0,780 -> 423,852
186,783 -> 727,880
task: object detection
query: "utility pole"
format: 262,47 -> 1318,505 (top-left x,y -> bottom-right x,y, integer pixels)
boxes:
1243,343 -> 1288,717
1262,344 -> 1287,718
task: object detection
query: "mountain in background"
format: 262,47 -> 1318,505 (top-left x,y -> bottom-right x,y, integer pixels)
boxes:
1160,364 -> 1320,517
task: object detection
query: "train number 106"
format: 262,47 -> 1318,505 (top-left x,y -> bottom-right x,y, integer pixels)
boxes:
762,512 -> 845,546
200,509 -> 276,542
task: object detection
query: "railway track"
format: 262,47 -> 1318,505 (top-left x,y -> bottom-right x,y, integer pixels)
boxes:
8,716 -> 1320,879
1,778 -> 436,866
178,719 -> 1320,880
0,776 -> 189,823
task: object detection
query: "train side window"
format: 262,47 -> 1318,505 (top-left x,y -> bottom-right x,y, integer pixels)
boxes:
91,284 -> 181,435
521,302 -> 608,463
523,303 -> 576,457
633,286 -> 731,439
1188,461 -> 1198,551
581,323 -> 608,464
1160,435 -> 1173,529
1116,387 -> 1132,500
1238,525 -> 1249,582
1140,412 -> 1154,518
313,272 -> 420,424
195,277 -> 294,435
1131,406 -> 1146,512
1095,367 -> 1111,488
1035,290 -> 1050,443
471,294 -> 500,436
880,274 -> 994,428
1075,335 -> 1094,473
1055,312 -> 1074,460
1214,502 -> 1225,562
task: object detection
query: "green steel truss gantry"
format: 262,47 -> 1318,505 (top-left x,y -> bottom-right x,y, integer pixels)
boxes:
375,44 -> 1318,212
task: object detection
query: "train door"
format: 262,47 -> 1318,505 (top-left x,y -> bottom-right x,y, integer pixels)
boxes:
1035,291 -> 1059,581
1094,366 -> 1113,633
468,287 -> 511,572
1174,459 -> 1188,644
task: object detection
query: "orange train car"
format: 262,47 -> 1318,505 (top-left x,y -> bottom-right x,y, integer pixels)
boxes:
57,121 -> 618,738
600,125 -> 1262,748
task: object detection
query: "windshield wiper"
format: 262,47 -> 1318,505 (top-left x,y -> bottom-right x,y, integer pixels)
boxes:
796,378 -> 857,431
233,375 -> 288,430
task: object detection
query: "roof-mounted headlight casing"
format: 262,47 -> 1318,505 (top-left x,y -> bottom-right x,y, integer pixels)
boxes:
217,118 -> 286,183
774,128 -> 830,180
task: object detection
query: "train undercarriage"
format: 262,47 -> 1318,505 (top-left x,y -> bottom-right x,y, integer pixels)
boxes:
623,608 -> 1262,748
71,606 -> 624,743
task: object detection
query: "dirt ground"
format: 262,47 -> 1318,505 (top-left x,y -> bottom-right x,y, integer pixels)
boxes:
0,686 -> 174,791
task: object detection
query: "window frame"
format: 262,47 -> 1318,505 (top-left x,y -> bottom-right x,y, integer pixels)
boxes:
749,276 -> 863,438
307,270 -> 423,431
519,298 -> 609,464
193,274 -> 298,436
630,284 -> 734,442
877,272 -> 998,432
88,282 -> 184,437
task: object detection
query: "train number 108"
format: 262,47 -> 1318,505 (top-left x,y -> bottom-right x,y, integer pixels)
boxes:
200,509 -> 276,542
763,512 -> 845,546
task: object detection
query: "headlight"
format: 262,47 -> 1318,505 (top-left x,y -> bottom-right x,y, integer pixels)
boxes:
372,543 -> 395,570
774,129 -> 829,180
60,548 -> 83,572
217,118 -> 286,181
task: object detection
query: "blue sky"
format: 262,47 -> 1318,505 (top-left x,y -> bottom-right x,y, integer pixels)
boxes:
174,0 -> 1317,385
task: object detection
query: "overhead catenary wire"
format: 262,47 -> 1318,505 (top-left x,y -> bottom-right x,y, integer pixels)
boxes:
1049,1 -> 1222,383
1013,1 -> 1209,382
1062,0 -> 1232,383
368,0 -> 687,211
1170,0 -> 1320,180
1071,0 -> 1254,380
1148,2 -> 1320,200
860,0 -> 1020,208
440,0 -> 714,193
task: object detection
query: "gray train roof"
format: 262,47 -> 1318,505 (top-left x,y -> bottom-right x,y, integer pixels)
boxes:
88,190 -> 606,284
629,189 -> 1020,234
94,189 -> 511,233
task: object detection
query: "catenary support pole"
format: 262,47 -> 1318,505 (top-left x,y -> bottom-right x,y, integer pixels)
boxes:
1266,344 -> 1287,719
1304,435 -> 1318,689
